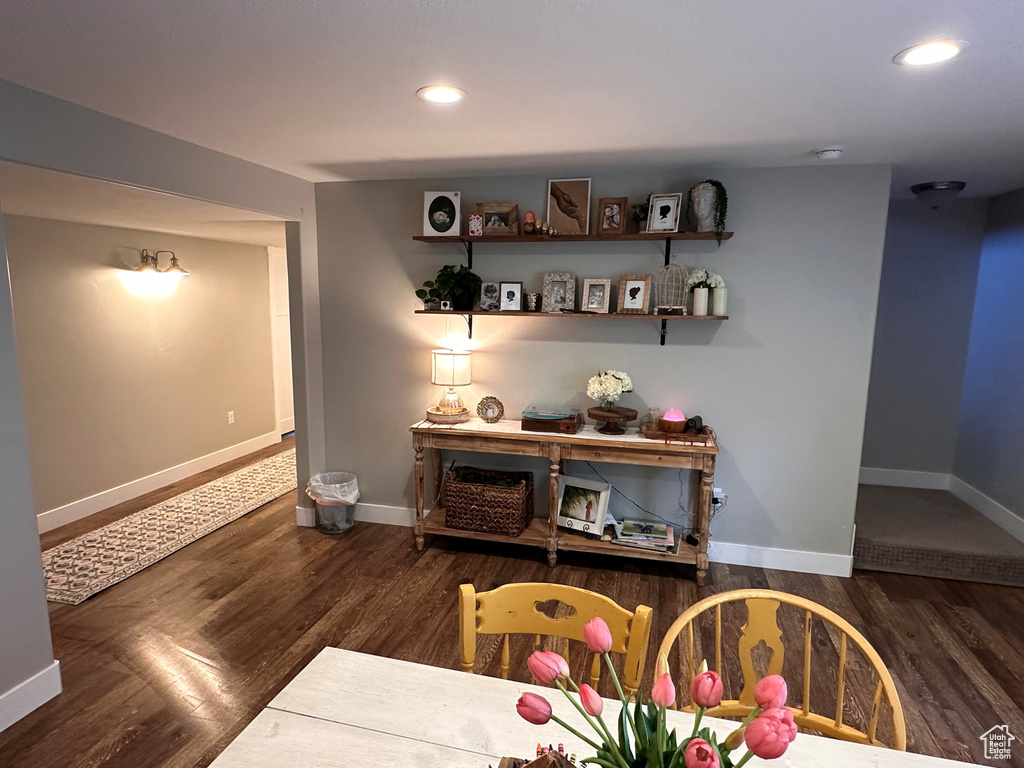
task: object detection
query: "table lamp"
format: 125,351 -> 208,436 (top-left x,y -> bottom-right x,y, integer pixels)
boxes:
426,348 -> 472,423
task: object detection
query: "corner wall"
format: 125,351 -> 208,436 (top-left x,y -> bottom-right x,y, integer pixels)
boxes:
315,165 -> 891,572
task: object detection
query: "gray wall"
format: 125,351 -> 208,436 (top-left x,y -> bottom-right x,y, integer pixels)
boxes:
316,165 -> 891,558
954,187 -> 1024,513
0,78 -> 323,722
861,199 -> 986,472
4,216 -> 277,513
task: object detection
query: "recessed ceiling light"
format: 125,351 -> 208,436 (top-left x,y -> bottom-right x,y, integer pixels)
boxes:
417,85 -> 465,104
893,40 -> 962,66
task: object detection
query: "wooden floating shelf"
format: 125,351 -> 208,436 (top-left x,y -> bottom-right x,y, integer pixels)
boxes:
413,232 -> 732,244
415,310 -> 727,320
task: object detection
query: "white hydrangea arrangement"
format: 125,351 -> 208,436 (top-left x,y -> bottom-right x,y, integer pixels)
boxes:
586,370 -> 633,408
686,268 -> 725,292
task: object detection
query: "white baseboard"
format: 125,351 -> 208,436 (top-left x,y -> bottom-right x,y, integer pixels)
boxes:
949,476 -> 1024,544
296,505 -> 315,527
859,467 -> 952,490
0,660 -> 61,734
354,503 -> 415,527
280,416 -> 295,434
37,431 -> 282,534
708,540 -> 853,577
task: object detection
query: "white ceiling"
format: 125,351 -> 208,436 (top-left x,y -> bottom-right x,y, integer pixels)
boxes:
0,162 -> 286,247
0,1 -> 1021,197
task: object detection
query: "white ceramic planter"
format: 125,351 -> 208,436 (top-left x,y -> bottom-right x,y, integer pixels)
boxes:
712,287 -> 727,316
692,287 -> 709,316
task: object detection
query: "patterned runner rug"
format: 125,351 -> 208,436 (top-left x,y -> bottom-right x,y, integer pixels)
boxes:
43,448 -> 297,604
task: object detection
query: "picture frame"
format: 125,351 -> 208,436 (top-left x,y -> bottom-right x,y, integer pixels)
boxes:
597,197 -> 627,236
480,281 -> 500,311
499,281 -> 523,311
581,278 -> 611,313
541,272 -> 576,313
476,396 -> 504,423
646,193 -> 683,233
617,273 -> 652,314
477,202 -> 520,235
556,475 -> 611,536
423,191 -> 461,237
547,178 -> 591,235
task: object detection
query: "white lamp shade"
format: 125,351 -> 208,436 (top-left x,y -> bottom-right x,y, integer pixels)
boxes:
431,348 -> 472,387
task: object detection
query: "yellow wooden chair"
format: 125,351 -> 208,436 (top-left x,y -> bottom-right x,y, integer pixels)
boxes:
657,589 -> 906,750
459,582 -> 653,694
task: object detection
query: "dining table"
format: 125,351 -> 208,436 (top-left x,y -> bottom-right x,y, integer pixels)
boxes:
209,647 -> 971,768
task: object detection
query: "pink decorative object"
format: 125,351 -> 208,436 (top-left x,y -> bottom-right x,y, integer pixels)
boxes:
663,408 -> 685,421
659,407 -> 687,433
468,213 -> 483,237
582,617 -> 613,654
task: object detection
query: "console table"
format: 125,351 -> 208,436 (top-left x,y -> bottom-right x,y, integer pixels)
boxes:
410,419 -> 718,585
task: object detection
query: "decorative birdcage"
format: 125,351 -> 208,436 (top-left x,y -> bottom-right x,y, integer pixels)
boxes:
653,258 -> 688,314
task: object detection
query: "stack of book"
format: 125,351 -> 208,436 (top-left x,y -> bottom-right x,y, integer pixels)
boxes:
611,519 -> 677,553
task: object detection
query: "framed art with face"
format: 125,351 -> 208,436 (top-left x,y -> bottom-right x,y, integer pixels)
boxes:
480,281 -> 500,311
499,281 -> 523,311
477,202 -> 520,235
542,272 -> 576,313
646,193 -> 683,233
617,273 -> 652,314
582,278 -> 611,313
597,197 -> 627,236
423,191 -> 461,236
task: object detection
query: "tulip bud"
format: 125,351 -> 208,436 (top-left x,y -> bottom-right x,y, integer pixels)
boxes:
753,674 -> 788,710
527,651 -> 570,686
516,692 -> 553,725
690,670 -> 724,709
579,684 -> 603,717
651,672 -> 676,708
582,617 -> 613,654
724,726 -> 746,751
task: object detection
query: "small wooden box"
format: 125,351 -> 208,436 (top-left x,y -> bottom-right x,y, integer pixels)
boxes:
521,413 -> 583,434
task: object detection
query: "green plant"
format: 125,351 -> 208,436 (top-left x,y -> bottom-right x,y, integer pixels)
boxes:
629,195 -> 652,224
685,179 -> 729,245
415,264 -> 482,310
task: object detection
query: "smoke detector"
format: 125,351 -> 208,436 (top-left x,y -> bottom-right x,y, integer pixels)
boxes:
910,181 -> 966,209
815,148 -> 844,161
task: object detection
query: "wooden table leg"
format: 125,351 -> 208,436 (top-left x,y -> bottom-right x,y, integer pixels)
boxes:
696,455 -> 715,586
413,435 -> 425,551
547,445 -> 561,567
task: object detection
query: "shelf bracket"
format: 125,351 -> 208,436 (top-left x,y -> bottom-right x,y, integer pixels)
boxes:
664,237 -> 672,267
463,314 -> 473,339
462,239 -> 473,270
660,318 -> 667,346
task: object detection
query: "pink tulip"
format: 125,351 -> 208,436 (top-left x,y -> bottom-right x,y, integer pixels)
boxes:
516,692 -> 553,725
684,738 -> 720,768
690,670 -> 724,709
651,672 -> 676,708
527,651 -> 570,686
744,708 -> 797,759
579,683 -> 603,717
583,617 -> 614,654
753,674 -> 788,710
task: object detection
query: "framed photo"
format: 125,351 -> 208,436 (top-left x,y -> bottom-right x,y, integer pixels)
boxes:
542,272 -> 576,313
556,475 -> 611,536
499,281 -> 523,311
617,273 -> 652,314
476,396 -> 504,423
582,278 -> 611,313
547,178 -> 591,235
480,281 -> 500,311
423,191 -> 460,236
597,197 -> 627,236
477,202 -> 519,235
646,193 -> 683,233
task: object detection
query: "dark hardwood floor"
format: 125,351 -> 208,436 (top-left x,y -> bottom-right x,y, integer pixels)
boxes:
4,444 -> 1023,767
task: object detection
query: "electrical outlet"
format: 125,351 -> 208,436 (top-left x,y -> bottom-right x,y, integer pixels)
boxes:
227,410 -> 235,424
712,486 -> 725,505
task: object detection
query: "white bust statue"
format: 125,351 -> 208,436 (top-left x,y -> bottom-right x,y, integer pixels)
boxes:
691,182 -> 717,232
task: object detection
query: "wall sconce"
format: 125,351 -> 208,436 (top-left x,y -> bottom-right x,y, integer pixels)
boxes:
120,249 -> 191,297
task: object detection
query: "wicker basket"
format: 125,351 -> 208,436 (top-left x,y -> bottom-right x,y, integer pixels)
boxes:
443,466 -> 534,537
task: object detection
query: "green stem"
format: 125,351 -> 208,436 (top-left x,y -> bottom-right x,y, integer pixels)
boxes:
656,708 -> 665,768
555,682 -> 630,768
551,715 -> 604,752
602,653 -> 640,743
690,706 -> 703,738
740,706 -> 761,727
732,749 -> 754,768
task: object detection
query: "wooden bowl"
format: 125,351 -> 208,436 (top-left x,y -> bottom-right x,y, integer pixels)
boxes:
658,418 -> 687,433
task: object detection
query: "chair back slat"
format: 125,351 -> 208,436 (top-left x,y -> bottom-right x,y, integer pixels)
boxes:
656,589 -> 907,752
459,582 -> 652,694
590,652 -> 602,688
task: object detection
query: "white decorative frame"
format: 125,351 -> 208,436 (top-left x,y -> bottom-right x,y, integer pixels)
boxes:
541,272 -> 576,313
646,193 -> 682,233
581,278 -> 611,313
556,475 -> 611,536
423,191 -> 461,236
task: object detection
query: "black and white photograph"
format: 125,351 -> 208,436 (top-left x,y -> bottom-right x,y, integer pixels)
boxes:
541,272 -> 576,313
480,281 -> 500,311
499,281 -> 523,311
646,192 -> 682,233
423,191 -> 460,236
582,278 -> 611,313
597,197 -> 627,235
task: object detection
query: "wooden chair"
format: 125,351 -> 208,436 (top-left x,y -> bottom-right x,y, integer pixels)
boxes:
459,582 -> 653,694
657,589 -> 906,750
